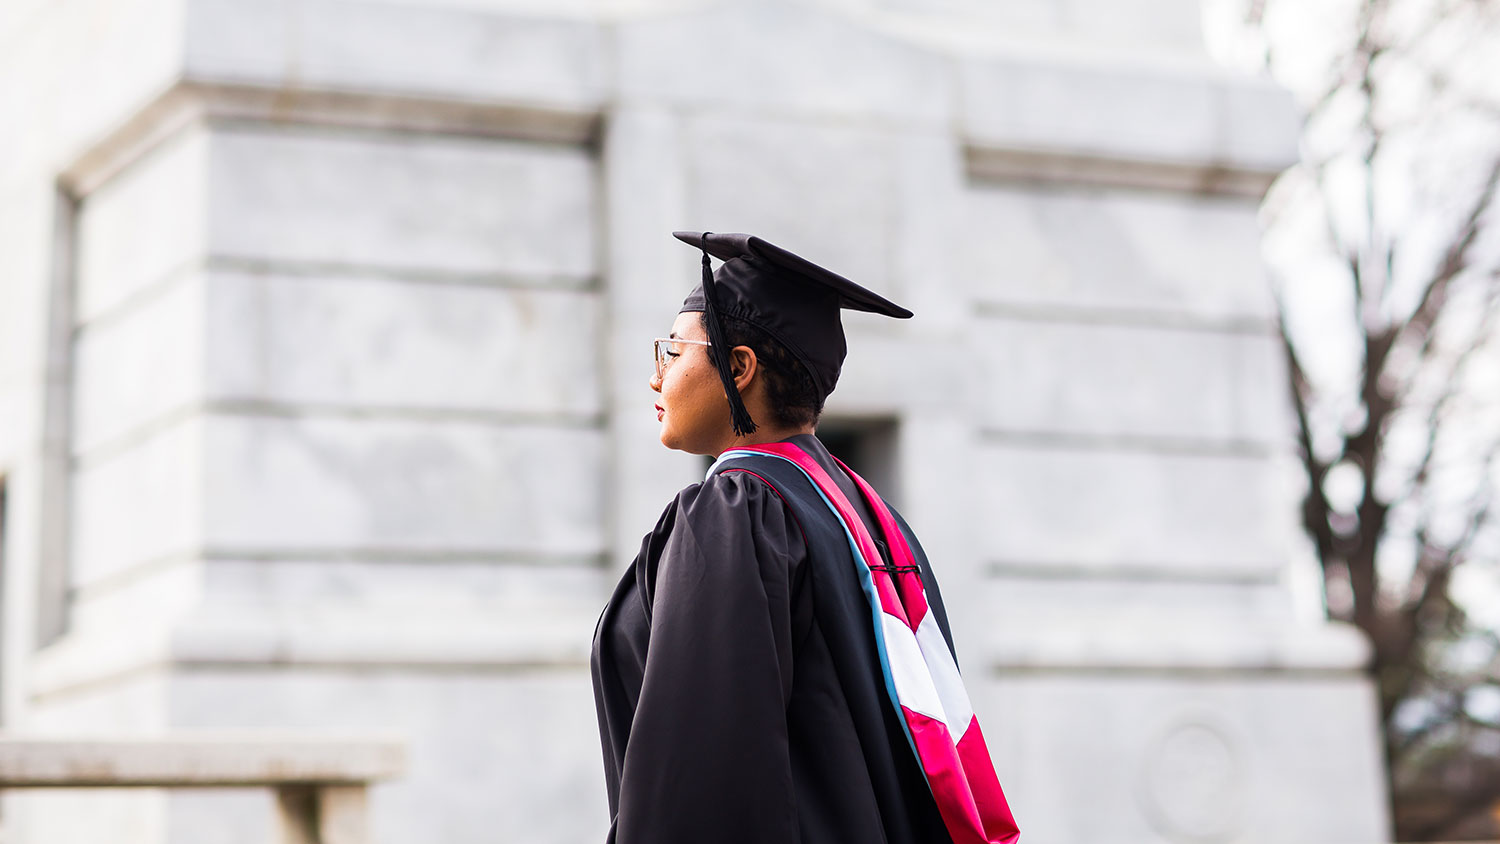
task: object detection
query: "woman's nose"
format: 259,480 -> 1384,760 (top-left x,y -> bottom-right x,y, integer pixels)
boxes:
649,372 -> 663,392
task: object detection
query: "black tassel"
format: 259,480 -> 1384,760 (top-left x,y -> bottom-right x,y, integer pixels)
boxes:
699,236 -> 757,436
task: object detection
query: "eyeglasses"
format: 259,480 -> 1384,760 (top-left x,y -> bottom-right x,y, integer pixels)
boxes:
653,337 -> 712,380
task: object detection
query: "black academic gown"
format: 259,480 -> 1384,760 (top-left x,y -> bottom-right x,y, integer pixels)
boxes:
590,434 -> 958,844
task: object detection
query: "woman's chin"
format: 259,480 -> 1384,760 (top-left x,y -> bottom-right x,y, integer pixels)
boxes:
660,429 -> 715,457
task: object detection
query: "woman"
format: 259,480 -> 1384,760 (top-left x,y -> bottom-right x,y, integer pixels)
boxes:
590,232 -> 1019,844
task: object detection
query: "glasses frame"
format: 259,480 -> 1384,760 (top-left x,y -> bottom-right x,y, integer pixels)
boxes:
653,337 -> 713,380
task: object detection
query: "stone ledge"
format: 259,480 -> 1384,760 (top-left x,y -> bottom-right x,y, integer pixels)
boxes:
31,606 -> 598,701
61,80 -> 602,199
168,607 -> 599,670
988,620 -> 1372,674
0,734 -> 405,787
959,52 -> 1299,176
965,144 -> 1281,198
183,0 -> 607,114
971,300 -> 1279,335
986,559 -> 1281,584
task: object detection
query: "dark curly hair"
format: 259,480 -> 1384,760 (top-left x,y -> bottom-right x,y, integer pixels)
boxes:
701,313 -> 825,430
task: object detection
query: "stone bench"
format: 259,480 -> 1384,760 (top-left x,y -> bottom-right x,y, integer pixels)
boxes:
0,735 -> 406,844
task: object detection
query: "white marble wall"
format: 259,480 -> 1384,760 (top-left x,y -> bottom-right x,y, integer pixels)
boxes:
0,0 -> 1390,842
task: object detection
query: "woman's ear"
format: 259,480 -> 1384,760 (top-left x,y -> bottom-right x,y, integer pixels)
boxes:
730,345 -> 758,393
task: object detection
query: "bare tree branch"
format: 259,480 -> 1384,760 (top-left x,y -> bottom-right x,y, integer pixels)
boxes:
1273,290 -> 1341,577
1404,280 -> 1500,494
1394,156 -> 1500,365
1260,0 -> 1500,837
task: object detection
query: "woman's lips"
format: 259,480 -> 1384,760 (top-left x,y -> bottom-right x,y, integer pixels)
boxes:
655,404 -> 664,421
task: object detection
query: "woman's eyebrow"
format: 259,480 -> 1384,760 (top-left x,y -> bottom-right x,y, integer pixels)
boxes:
668,332 -> 679,339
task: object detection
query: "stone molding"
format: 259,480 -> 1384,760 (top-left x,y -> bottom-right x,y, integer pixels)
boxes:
965,144 -> 1283,198
30,607 -> 600,702
0,734 -> 405,787
988,621 -> 1372,674
59,81 -> 602,199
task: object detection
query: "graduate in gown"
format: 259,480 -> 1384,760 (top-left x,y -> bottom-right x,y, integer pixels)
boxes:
590,232 -> 1019,844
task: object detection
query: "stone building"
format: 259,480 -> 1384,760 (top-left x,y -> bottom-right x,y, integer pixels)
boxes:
0,0 -> 1390,841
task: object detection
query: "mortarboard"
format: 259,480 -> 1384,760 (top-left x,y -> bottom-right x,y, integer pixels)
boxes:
674,231 -> 913,436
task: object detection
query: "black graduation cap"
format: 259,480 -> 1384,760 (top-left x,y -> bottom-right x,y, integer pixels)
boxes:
674,231 -> 913,436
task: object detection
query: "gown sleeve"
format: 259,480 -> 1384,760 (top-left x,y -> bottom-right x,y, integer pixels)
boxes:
609,470 -> 806,844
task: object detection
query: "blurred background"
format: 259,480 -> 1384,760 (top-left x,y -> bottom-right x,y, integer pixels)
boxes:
0,0 -> 1496,841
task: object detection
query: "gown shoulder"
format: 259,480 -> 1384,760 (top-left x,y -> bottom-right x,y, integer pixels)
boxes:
596,465 -> 811,844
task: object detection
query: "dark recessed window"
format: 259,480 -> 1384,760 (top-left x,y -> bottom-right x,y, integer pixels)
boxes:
698,419 -> 902,508
818,418 -> 901,510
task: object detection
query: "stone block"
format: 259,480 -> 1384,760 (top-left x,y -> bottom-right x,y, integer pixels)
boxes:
890,129 -> 968,328
959,183 -> 1275,320
978,444 -> 1284,571
204,270 -> 602,416
976,572 -> 1376,674
1061,0 -> 1207,52
170,601 -> 601,669
70,557 -> 202,637
604,401 -> 715,581
601,104 -> 733,570
600,105 -> 695,325
987,612 -> 1371,674
200,558 -> 604,612
168,790 -> 267,844
73,277 -> 203,457
184,559 -> 606,668
685,115 -> 897,294
826,330 -> 966,416
170,668 -> 608,844
1220,75 -> 1306,172
960,54 -> 1298,170
975,316 -> 1285,444
875,0 -> 1063,34
875,0 -> 1208,55
22,667 -> 170,735
972,673 -> 1389,844
206,126 -> 597,280
617,3 -> 951,125
184,0 -> 606,109
70,419 -> 202,589
961,55 -> 1214,163
180,0 -> 292,87
75,128 -> 209,324
7,789 -> 165,844
201,415 -> 605,556
889,409 -> 991,672
983,572 -> 1295,634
